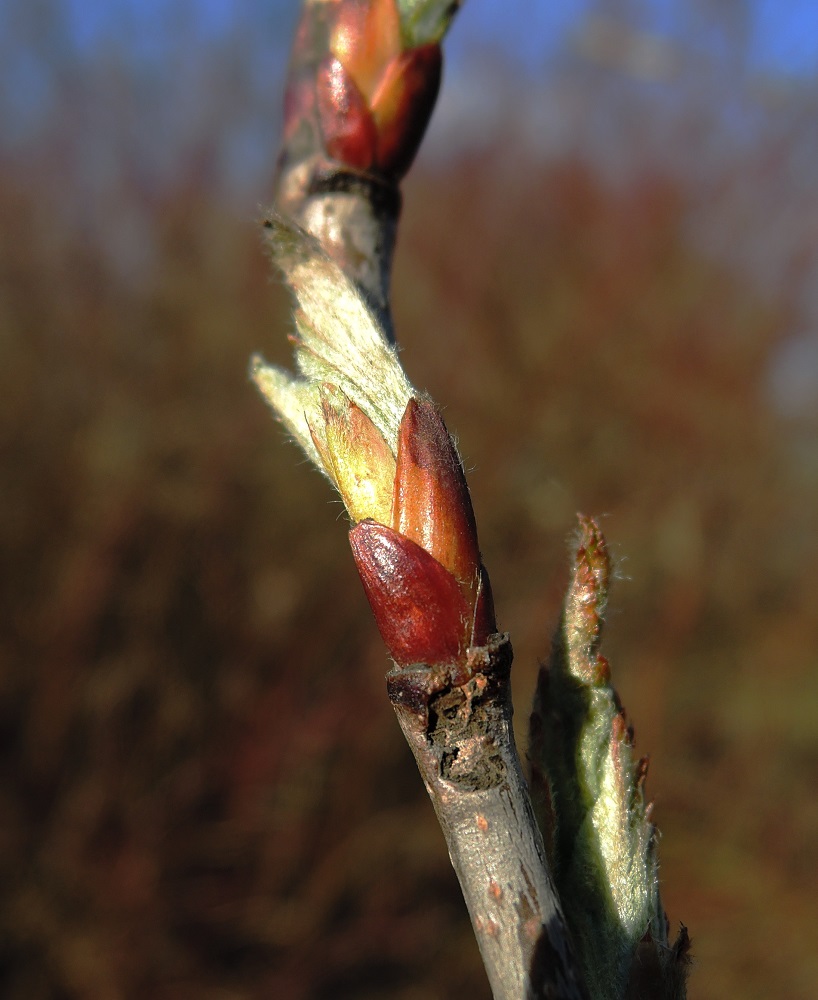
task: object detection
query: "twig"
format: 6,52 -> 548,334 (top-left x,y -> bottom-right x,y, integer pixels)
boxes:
389,635 -> 587,1000
253,2 -> 687,997
255,2 -> 587,995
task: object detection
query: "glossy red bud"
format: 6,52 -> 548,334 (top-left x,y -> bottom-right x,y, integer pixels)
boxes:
371,45 -> 442,177
350,519 -> 470,667
316,56 -> 377,170
331,0 -> 402,101
392,398 -> 481,599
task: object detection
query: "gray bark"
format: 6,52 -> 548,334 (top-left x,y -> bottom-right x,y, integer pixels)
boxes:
388,635 -> 588,1000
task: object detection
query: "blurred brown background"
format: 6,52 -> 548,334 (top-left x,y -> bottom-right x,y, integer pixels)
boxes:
2,1 -> 817,997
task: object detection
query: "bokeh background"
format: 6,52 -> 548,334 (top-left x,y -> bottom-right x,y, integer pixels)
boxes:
2,1 -> 818,997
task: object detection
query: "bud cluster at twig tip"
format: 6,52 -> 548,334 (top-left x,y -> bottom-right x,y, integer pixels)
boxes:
308,0 -> 442,178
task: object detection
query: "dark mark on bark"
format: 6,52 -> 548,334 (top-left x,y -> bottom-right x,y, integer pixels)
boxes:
386,635 -> 513,790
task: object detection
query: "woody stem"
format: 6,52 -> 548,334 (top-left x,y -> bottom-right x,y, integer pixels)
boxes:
387,636 -> 588,1000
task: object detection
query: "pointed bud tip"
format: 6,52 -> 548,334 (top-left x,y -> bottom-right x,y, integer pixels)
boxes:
393,398 -> 481,595
575,514 -> 610,585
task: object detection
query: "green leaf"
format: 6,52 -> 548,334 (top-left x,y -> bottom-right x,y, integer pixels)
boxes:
396,0 -> 463,47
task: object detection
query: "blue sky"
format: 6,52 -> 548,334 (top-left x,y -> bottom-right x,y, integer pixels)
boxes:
49,0 -> 818,79
4,0 -> 816,150
2,0 -> 816,197
750,0 -> 818,75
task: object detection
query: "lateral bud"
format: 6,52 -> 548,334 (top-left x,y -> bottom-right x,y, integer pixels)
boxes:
349,519 -> 470,667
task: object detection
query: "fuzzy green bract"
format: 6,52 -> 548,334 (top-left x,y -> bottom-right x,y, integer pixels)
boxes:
529,517 -> 686,999
251,214 -> 414,474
